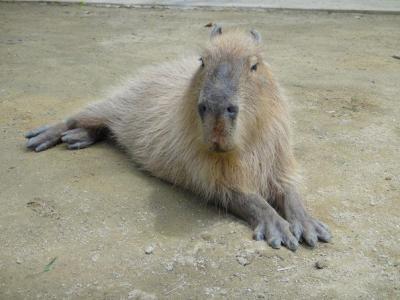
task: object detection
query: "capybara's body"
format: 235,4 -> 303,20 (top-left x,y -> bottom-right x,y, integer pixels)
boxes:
26,27 -> 331,250
93,56 -> 291,202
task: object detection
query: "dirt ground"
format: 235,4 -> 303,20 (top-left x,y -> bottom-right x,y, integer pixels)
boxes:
0,2 -> 399,299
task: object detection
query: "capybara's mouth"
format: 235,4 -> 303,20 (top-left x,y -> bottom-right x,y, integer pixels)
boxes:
210,142 -> 231,153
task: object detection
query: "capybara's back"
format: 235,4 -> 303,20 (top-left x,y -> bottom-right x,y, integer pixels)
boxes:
107,58 -> 202,184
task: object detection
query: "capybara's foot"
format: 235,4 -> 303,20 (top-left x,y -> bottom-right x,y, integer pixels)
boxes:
26,123 -> 67,152
253,213 -> 299,251
61,128 -> 97,150
288,214 -> 331,248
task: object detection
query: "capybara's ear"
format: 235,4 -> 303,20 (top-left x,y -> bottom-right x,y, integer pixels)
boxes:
250,29 -> 261,44
210,24 -> 222,39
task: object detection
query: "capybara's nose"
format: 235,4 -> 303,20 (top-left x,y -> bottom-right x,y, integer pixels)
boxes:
225,104 -> 238,119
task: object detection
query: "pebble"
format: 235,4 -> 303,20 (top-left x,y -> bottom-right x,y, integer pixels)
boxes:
16,257 -> 23,264
128,289 -> 157,300
200,232 -> 213,241
165,262 -> 174,271
237,256 -> 250,266
91,253 -> 100,262
315,259 -> 328,269
236,250 -> 256,266
145,245 -> 154,255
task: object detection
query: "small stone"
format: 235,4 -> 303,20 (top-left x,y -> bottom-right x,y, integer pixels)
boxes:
145,245 -> 154,255
200,232 -> 212,241
165,262 -> 174,271
236,256 -> 250,266
236,250 -> 255,266
385,176 -> 392,180
315,259 -> 328,269
257,293 -> 265,299
16,257 -> 23,264
91,253 -> 99,262
128,289 -> 157,300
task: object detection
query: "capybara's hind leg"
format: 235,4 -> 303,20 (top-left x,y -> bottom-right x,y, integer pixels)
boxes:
26,106 -> 109,152
26,122 -> 69,152
61,127 -> 108,150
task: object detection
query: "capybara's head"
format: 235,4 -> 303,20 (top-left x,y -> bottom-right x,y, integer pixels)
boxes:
197,25 -> 269,153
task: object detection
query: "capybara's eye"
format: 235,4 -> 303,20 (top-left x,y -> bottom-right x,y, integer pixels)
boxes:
251,63 -> 258,72
199,57 -> 205,68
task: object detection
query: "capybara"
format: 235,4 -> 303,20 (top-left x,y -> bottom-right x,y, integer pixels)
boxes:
26,25 -> 331,251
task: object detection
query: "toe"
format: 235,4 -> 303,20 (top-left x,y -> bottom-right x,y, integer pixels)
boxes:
61,128 -> 92,145
303,228 -> 318,248
61,128 -> 81,136
67,141 -> 92,150
313,220 -> 332,243
283,234 -> 299,252
27,136 -> 41,149
268,238 -> 282,249
35,141 -> 53,152
316,227 -> 332,243
315,220 -> 330,232
61,135 -> 71,143
61,134 -> 79,144
318,232 -> 331,243
289,222 -> 302,241
253,223 -> 265,241
25,125 -> 49,138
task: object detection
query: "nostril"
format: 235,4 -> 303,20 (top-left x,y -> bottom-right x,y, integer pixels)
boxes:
198,103 -> 207,116
226,105 -> 238,117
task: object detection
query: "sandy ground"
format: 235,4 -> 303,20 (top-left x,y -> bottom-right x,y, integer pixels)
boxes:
0,2 -> 399,299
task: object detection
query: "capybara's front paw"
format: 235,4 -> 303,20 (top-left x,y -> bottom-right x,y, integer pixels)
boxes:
289,216 -> 331,248
253,214 -> 299,251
